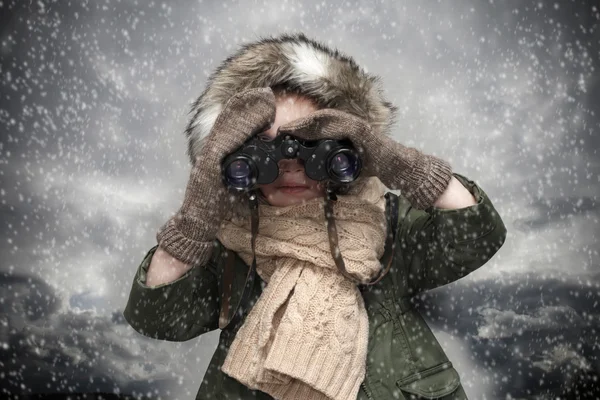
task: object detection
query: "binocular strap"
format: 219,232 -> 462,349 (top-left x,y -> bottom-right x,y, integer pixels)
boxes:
219,191 -> 399,330
325,190 -> 398,287
219,193 -> 260,330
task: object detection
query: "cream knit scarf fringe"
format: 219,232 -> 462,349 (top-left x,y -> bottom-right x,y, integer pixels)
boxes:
216,177 -> 388,400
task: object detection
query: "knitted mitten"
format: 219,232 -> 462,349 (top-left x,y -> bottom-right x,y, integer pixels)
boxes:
278,109 -> 452,210
156,87 -> 276,265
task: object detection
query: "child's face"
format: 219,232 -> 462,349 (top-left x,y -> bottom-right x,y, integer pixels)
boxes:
258,94 -> 325,207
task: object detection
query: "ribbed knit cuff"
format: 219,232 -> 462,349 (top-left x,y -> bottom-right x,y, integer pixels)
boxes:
409,155 -> 453,210
155,220 -> 216,266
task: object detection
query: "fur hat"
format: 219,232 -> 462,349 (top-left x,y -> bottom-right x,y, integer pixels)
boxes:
184,33 -> 397,165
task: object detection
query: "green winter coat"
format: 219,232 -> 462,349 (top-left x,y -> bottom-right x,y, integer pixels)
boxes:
123,173 -> 507,399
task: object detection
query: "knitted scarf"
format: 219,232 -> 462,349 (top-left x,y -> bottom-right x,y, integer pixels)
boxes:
216,176 -> 388,400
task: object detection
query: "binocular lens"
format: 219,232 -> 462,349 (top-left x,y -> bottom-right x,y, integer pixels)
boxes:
224,159 -> 252,188
329,152 -> 359,182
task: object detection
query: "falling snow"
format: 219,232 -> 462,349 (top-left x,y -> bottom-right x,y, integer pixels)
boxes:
0,0 -> 599,399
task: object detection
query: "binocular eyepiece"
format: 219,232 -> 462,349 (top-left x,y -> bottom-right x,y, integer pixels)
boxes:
222,134 -> 362,191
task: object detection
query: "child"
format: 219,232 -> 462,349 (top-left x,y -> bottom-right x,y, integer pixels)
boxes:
123,33 -> 507,400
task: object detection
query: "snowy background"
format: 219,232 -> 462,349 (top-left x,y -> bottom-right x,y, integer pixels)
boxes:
1,0 -> 599,399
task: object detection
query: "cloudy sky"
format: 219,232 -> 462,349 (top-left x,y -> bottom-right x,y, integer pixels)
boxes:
1,0 -> 599,398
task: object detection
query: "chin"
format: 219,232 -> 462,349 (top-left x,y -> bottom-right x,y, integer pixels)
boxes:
263,189 -> 323,207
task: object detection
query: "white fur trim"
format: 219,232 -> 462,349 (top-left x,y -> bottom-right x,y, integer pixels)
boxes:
283,42 -> 330,82
190,103 -> 222,154
183,34 -> 396,165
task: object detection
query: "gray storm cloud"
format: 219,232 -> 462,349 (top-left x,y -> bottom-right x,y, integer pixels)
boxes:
1,0 -> 598,398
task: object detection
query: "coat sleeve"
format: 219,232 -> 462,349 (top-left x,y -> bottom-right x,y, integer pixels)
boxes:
395,172 -> 508,296
122,242 -> 221,341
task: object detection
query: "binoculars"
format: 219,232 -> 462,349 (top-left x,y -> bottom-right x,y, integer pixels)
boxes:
222,133 -> 362,191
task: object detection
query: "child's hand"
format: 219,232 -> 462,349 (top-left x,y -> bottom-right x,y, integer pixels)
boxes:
156,88 -> 276,265
199,87 -> 277,174
278,108 -> 453,210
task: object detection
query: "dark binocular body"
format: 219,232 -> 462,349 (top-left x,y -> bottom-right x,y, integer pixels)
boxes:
221,133 -> 362,191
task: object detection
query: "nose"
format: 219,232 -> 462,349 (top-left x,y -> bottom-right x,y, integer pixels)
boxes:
278,158 -> 304,173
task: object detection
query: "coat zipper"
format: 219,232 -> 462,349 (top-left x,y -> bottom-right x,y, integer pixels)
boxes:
361,363 -> 375,400
361,381 -> 375,400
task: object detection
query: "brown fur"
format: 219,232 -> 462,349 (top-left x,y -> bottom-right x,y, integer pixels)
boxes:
184,33 -> 397,165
